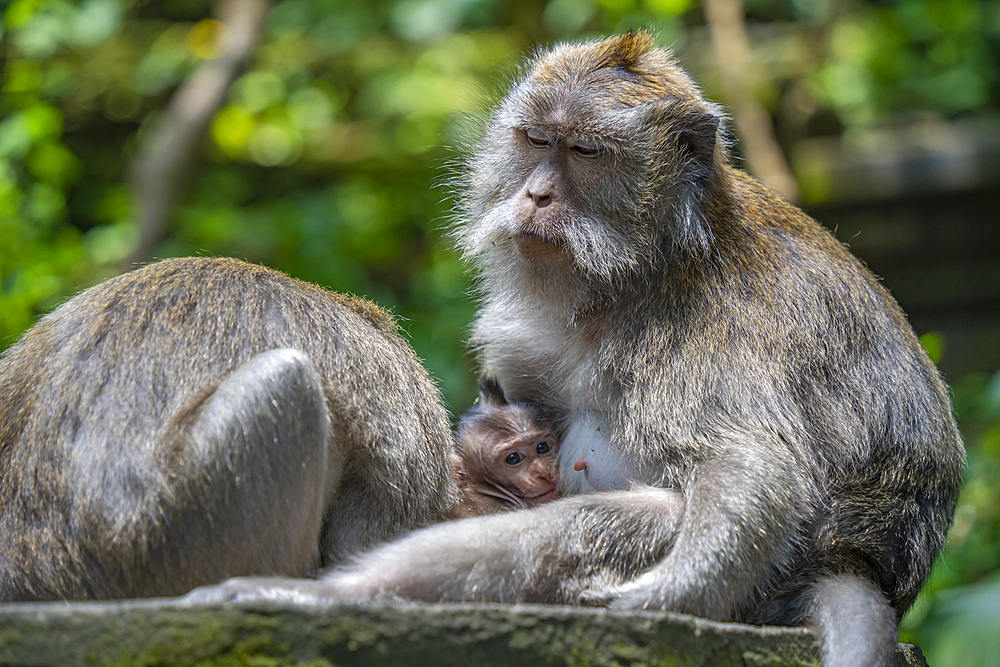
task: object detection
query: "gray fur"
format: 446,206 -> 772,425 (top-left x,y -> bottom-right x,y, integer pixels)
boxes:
0,257 -> 458,600
191,34 -> 964,667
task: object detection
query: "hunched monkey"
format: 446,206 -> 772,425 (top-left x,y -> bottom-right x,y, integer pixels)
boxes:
0,256 -> 457,600
186,32 -> 965,667
452,378 -> 561,516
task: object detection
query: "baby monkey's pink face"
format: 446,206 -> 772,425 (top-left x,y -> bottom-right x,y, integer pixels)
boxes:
488,419 -> 559,506
455,378 -> 561,510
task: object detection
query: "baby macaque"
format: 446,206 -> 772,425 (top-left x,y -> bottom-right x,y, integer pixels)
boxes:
453,379 -> 560,517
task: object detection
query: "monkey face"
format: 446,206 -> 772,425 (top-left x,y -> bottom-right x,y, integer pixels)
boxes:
455,33 -> 725,284
456,389 -> 561,509
492,435 -> 560,506
458,103 -> 653,284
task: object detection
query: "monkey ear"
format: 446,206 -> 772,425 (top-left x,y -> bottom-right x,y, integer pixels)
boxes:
675,102 -> 724,181
626,97 -> 726,254
477,377 -> 508,406
645,97 -> 726,181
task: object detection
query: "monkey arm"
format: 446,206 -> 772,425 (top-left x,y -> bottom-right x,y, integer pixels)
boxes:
182,487 -> 685,607
582,427 -> 816,621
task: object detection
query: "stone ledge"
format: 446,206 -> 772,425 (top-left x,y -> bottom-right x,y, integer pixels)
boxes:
0,599 -> 927,666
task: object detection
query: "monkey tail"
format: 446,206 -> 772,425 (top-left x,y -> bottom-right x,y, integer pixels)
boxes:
808,573 -> 898,667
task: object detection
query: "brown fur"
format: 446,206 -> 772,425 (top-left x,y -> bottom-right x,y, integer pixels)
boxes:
452,379 -> 559,517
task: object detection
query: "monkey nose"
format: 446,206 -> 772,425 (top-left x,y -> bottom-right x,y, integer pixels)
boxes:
530,190 -> 552,208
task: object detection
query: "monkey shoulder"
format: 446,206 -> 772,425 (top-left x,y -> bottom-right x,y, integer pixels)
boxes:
606,197 -> 957,465
129,258 -> 411,365
663,172 -> 924,364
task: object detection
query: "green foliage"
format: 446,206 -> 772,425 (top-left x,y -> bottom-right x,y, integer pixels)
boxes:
810,0 -> 998,127
2,2 -> 999,663
0,0 -> 711,403
4,0 -> 999,399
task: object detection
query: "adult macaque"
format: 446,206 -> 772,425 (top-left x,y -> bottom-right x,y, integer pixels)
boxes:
452,378 -> 560,516
0,257 -> 457,601
188,32 -> 964,667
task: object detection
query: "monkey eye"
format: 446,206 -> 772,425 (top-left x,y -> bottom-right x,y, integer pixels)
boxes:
525,128 -> 552,148
536,441 -> 553,455
570,138 -> 603,158
505,451 -> 524,466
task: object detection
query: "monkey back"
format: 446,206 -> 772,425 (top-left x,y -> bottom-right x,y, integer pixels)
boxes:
0,256 -> 457,600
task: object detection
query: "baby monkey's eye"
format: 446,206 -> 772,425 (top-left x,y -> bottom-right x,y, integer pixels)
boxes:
525,128 -> 552,148
570,138 -> 602,158
505,452 -> 524,466
536,441 -> 553,455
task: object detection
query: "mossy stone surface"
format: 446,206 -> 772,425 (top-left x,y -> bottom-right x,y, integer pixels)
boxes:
0,599 -> 927,666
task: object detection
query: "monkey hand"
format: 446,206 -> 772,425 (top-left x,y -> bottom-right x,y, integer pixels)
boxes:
178,576 -> 340,608
577,581 -> 653,609
577,588 -> 619,607
575,569 -> 690,613
577,570 -> 666,609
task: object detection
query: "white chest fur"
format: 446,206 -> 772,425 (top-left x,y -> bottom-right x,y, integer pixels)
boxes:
474,293 -> 597,402
475,296 -> 637,494
558,410 -> 635,494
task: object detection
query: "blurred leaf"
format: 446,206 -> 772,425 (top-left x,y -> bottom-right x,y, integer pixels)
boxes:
543,0 -> 598,36
25,141 -> 81,187
915,577 -> 1000,667
186,18 -> 222,59
920,331 -> 946,366
643,0 -> 695,16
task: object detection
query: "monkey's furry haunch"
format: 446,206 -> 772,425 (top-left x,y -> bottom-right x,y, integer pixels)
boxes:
0,257 -> 457,600
190,33 -> 963,667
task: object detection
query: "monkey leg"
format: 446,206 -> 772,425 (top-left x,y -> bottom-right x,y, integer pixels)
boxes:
181,486 -> 684,606
117,348 -> 335,598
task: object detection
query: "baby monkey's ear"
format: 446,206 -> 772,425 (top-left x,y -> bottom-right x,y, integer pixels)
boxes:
477,377 -> 508,406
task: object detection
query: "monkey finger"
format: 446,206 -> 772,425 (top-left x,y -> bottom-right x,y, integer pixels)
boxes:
579,571 -> 673,612
577,588 -> 618,607
178,576 -> 337,608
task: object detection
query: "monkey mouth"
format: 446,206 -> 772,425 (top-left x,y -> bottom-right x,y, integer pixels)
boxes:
516,225 -> 564,245
514,226 -> 567,263
529,488 -> 560,504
